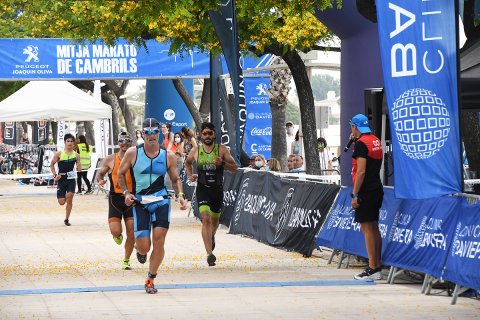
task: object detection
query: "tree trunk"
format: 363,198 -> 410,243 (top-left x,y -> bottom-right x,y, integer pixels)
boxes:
104,91 -> 120,143
282,50 -> 321,175
199,79 -> 211,123
104,80 -> 134,137
461,111 -> 480,194
270,101 -> 288,169
84,121 -> 95,146
172,79 -> 202,128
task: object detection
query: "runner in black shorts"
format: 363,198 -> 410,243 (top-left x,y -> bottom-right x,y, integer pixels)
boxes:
186,122 -> 238,267
97,132 -> 135,270
50,133 -> 81,226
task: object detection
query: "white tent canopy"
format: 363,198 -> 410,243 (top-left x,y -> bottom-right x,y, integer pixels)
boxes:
0,81 -> 112,121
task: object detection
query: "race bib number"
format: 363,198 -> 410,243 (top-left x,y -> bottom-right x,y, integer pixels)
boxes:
66,170 -> 77,180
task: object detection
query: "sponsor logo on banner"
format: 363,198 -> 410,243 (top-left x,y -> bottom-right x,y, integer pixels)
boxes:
392,88 -> 450,160
250,127 -> 272,136
23,45 -> 39,62
164,108 -> 175,121
14,45 -> 53,76
451,222 -> 480,259
250,143 -> 271,153
274,188 -> 294,242
233,178 -> 250,226
256,83 -> 268,95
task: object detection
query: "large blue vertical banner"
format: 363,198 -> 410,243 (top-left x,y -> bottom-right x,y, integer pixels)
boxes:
244,78 -> 271,159
376,1 -> 461,199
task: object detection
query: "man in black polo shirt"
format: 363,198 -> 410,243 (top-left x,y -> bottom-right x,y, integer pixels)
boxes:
349,114 -> 384,280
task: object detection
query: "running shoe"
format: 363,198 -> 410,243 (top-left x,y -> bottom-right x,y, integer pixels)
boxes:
84,190 -> 93,195
113,234 -> 123,245
207,253 -> 216,267
122,259 -> 131,270
354,267 -> 382,280
64,219 -> 71,226
144,279 -> 158,294
212,234 -> 216,251
137,251 -> 147,264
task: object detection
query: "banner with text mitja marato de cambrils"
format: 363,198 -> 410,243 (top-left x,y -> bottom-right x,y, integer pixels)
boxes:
0,38 -> 210,80
376,1 -> 461,199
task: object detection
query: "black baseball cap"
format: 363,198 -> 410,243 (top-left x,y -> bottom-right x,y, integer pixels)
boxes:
142,118 -> 160,129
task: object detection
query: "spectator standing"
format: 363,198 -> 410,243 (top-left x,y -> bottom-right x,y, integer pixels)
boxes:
317,137 -> 332,172
285,121 -> 295,158
161,123 -> 175,151
287,154 -> 296,171
254,154 -> 268,171
75,135 -> 92,194
135,130 -> 144,145
20,132 -> 30,144
268,158 -> 281,172
181,126 -> 198,156
291,130 -> 302,155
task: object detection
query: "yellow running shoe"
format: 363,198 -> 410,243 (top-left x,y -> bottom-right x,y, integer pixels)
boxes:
122,259 -> 131,270
113,234 -> 123,245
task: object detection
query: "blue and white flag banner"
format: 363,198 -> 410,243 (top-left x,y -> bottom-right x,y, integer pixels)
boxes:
444,201 -> 480,290
244,78 -> 272,159
376,1 -> 461,198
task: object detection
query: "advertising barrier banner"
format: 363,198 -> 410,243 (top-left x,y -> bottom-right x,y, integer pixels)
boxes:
376,1 -> 461,198
444,201 -> 480,290
230,170 -> 339,256
316,187 -> 401,257
244,77 -> 271,159
382,196 -> 462,278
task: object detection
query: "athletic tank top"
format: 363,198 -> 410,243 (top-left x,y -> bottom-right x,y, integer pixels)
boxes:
197,144 -> 223,187
132,145 -> 168,195
58,150 -> 77,181
109,153 -> 133,195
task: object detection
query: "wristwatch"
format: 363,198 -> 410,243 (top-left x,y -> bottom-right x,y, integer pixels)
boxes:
123,189 -> 129,195
351,193 -> 359,198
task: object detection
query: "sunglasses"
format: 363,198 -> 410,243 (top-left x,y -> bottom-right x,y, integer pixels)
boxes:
143,128 -> 160,135
201,130 -> 214,136
118,138 -> 132,143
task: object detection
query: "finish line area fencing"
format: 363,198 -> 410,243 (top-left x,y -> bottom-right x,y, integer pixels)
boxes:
181,169 -> 479,305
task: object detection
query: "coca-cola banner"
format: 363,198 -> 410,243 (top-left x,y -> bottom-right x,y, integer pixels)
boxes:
230,170 -> 340,256
244,77 -> 271,159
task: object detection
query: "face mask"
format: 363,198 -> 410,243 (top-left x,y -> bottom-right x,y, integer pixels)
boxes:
255,161 -> 263,167
175,137 -> 181,143
162,129 -> 167,134
287,128 -> 293,134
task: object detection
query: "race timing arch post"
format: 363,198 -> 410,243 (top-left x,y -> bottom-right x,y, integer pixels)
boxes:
145,79 -> 194,144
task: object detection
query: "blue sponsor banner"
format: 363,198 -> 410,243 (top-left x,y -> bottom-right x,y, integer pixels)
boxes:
316,187 -> 400,257
444,201 -> 480,290
0,38 -> 210,80
376,1 -> 461,198
0,38 -> 271,81
244,78 -> 271,159
382,196 -> 462,278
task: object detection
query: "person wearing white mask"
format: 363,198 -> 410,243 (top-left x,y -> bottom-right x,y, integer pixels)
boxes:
254,154 -> 268,171
173,132 -> 185,175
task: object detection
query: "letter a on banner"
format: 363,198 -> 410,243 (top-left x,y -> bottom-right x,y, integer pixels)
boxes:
208,0 -> 246,164
376,1 -> 462,199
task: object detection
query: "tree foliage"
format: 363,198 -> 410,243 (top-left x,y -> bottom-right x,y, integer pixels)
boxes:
0,0 -> 338,174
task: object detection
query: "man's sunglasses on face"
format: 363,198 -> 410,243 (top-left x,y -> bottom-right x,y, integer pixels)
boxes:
118,138 -> 132,143
202,130 -> 214,136
143,128 -> 160,135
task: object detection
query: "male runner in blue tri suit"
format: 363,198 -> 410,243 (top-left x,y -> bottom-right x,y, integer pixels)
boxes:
117,118 -> 187,294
